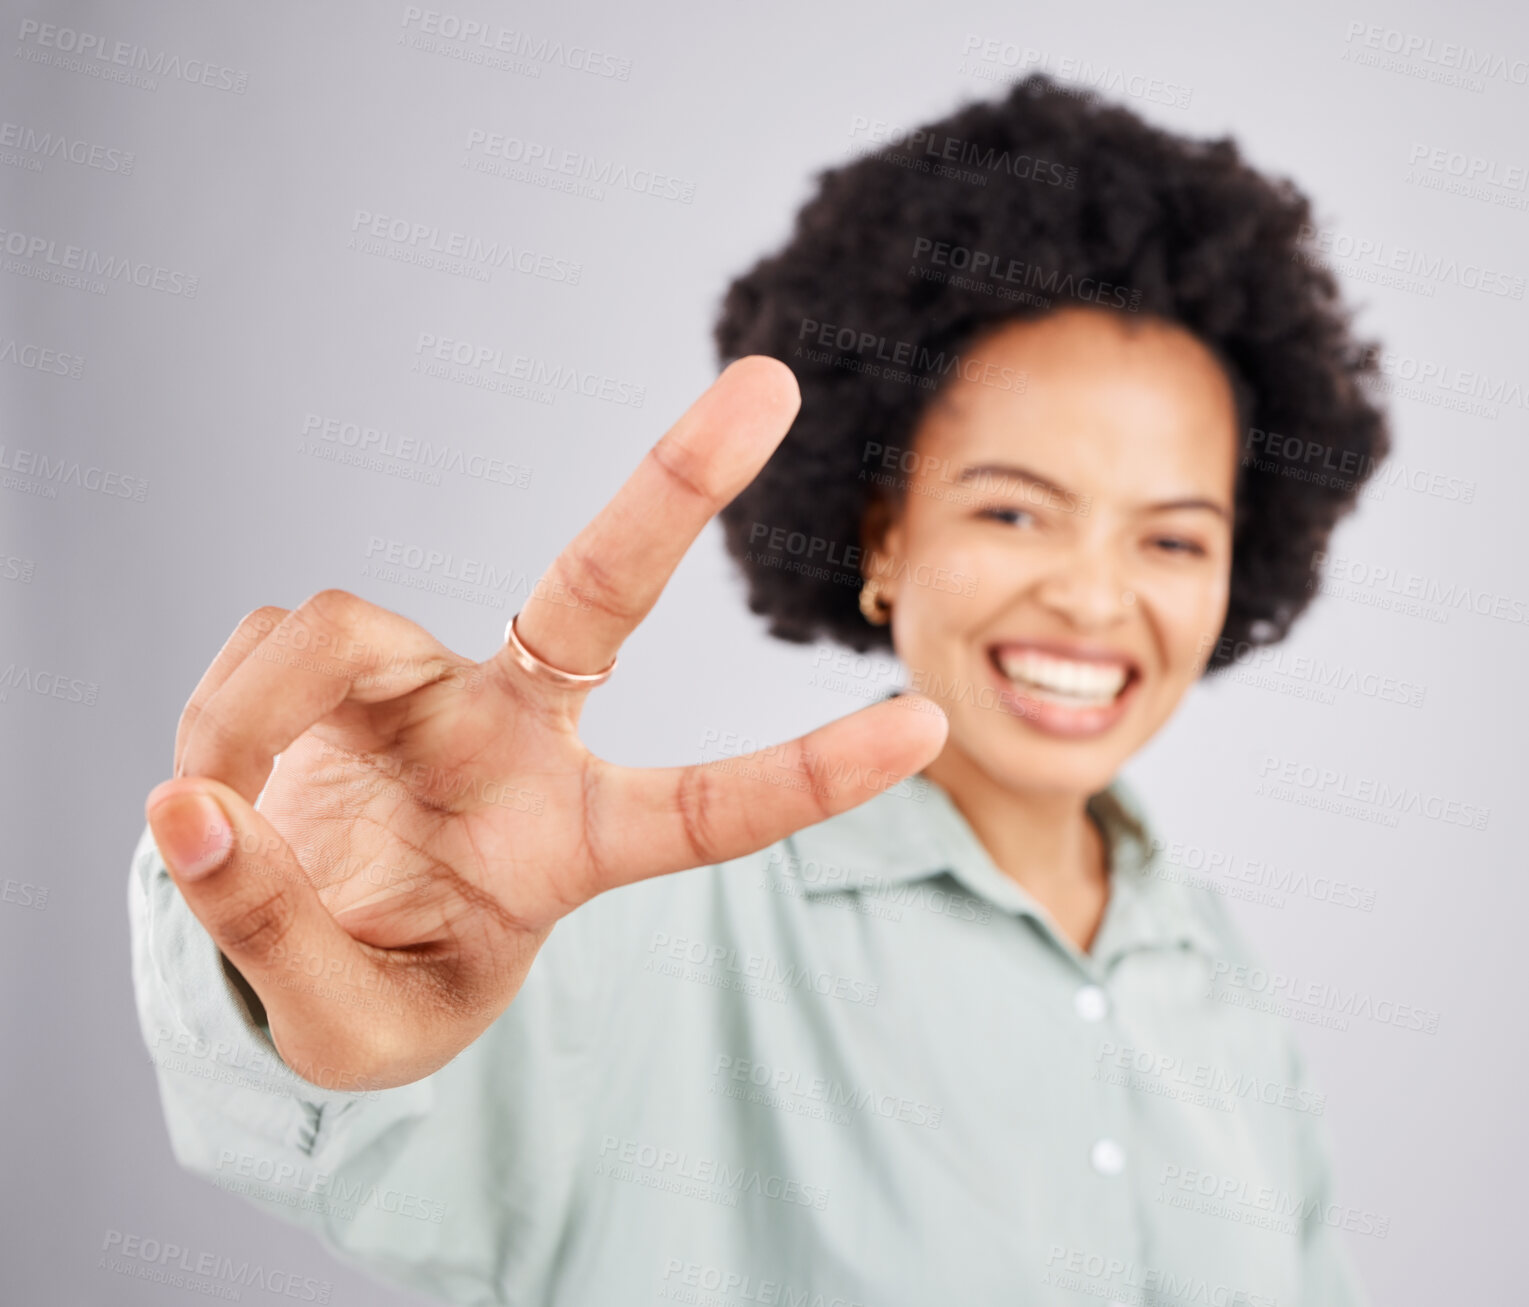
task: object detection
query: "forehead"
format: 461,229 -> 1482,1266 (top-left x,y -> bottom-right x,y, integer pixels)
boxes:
913,308 -> 1240,489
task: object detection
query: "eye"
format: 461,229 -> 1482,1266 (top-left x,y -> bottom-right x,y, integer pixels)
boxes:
976,506 -> 1037,528
1150,536 -> 1206,557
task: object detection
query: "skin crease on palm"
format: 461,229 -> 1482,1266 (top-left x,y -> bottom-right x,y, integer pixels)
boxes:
865,306 -> 1240,952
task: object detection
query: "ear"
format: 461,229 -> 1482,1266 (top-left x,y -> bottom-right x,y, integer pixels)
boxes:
859,493 -> 905,599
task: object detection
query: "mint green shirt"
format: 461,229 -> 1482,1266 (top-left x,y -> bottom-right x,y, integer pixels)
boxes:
129,771 -> 1368,1306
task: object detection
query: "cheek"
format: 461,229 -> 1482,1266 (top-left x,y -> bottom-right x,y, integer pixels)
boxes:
894,534 -> 1015,632
892,582 -> 979,663
1148,570 -> 1231,666
886,533 -> 991,663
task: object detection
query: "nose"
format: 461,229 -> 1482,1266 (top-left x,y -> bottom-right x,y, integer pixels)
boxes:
1032,544 -> 1133,629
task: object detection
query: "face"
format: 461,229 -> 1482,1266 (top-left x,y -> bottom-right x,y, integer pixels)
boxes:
866,306 -> 1239,799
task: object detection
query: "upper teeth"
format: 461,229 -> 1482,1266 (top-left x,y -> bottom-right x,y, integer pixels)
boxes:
995,649 -> 1129,702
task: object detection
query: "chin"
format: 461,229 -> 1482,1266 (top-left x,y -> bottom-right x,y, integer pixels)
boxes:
964,729 -> 1130,798
944,685 -> 1168,800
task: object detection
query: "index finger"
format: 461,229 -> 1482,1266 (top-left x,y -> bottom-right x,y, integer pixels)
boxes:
505,355 -> 801,679
178,590 -> 462,804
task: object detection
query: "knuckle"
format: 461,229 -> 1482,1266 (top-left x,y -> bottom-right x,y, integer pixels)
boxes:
235,605 -> 288,644
178,606 -> 292,755
796,744 -> 839,821
184,699 -> 263,777
674,764 -> 724,867
557,546 -> 642,624
214,886 -> 299,962
648,436 -> 721,506
299,588 -> 364,630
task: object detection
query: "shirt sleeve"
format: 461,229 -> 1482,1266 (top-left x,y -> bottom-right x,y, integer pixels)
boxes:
128,820 -> 619,1305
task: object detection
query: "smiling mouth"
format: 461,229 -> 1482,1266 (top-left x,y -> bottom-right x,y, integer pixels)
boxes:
989,645 -> 1140,707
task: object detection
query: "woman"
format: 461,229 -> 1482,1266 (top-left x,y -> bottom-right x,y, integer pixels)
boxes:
131,75 -> 1388,1305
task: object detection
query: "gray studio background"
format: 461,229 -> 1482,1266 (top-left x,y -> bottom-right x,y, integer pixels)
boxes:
2,0 -> 1524,1302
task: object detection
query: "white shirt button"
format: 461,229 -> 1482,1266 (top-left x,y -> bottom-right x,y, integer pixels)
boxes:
1074,984 -> 1109,1022
1090,1137 -> 1126,1176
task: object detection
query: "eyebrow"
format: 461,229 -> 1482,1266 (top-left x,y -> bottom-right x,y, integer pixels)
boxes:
956,462 -> 1231,519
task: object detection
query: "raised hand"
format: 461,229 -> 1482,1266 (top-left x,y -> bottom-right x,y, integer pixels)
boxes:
144,357 -> 948,1091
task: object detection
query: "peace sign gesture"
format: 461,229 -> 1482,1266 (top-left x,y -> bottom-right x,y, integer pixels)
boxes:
145,357 -> 948,1091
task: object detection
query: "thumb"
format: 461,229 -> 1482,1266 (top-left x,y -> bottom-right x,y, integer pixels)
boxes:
144,775 -> 399,1089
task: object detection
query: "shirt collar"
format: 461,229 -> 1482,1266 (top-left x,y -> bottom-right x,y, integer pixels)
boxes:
780,770 -> 1226,967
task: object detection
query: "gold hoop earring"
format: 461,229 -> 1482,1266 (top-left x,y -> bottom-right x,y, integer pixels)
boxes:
859,578 -> 891,625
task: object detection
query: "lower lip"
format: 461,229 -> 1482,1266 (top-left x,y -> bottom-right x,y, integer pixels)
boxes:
983,653 -> 1142,738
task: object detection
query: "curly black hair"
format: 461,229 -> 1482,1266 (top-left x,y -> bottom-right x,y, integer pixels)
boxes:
712,73 -> 1391,675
